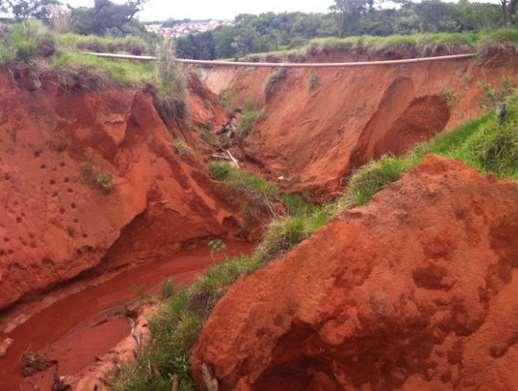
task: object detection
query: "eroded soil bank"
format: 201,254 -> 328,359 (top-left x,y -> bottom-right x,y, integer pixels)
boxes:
192,156 -> 518,390
201,51 -> 518,197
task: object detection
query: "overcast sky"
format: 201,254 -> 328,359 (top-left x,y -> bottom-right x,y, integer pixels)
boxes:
63,0 -> 335,21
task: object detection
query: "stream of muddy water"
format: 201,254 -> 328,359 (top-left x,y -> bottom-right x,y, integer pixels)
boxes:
0,240 -> 253,390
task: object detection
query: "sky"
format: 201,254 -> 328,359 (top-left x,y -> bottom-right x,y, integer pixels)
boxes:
63,0 -> 335,22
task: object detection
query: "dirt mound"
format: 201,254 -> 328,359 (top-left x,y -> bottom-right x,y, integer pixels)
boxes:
201,54 -> 517,197
0,70 -> 238,311
192,155 -> 518,390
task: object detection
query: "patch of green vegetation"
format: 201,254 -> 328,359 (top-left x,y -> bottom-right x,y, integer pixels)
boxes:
153,41 -> 186,123
480,78 -> 514,110
209,161 -> 278,215
80,162 -> 114,194
237,101 -> 262,137
242,28 -> 518,62
0,20 -> 55,64
264,68 -> 287,96
51,51 -> 154,86
56,33 -> 149,55
346,157 -> 410,206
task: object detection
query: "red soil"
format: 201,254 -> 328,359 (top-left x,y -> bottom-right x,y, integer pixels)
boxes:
192,156 -> 518,390
0,240 -> 253,390
201,53 -> 518,197
0,69 -> 242,312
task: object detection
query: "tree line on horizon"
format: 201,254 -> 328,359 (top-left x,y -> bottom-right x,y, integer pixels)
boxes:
176,0 -> 517,59
0,0 -> 517,59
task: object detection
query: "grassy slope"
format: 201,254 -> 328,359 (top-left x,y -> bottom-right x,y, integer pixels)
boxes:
0,21 -> 156,87
111,85 -> 517,390
242,27 -> 518,61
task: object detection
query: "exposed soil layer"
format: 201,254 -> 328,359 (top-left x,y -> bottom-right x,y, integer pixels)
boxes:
0,69 -> 243,311
200,54 -> 518,197
0,240 -> 253,390
192,156 -> 518,390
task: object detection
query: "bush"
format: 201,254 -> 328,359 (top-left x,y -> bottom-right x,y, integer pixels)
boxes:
153,41 -> 186,124
264,68 -> 287,97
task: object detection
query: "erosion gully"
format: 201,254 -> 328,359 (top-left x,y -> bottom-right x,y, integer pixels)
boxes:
0,240 -> 253,390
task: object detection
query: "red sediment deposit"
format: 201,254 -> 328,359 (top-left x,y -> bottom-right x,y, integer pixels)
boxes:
192,156 -> 518,390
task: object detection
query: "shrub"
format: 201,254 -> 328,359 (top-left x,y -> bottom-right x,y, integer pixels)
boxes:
264,68 -> 287,97
208,161 -> 232,180
153,41 -> 187,124
81,163 -> 114,194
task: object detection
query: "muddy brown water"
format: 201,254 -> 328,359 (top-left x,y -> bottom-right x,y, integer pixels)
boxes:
0,241 -> 253,390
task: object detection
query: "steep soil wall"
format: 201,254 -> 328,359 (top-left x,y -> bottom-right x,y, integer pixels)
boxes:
0,70 -> 238,311
200,53 -> 518,197
192,155 -> 518,390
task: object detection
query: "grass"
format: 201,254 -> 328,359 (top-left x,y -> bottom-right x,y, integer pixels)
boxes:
264,68 -> 287,97
0,22 -> 186,124
0,20 -> 55,64
55,33 -> 149,55
236,101 -> 262,137
208,161 -> 278,215
242,28 -> 518,62
51,51 -> 154,86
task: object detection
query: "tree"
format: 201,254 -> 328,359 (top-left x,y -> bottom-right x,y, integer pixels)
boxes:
71,0 -> 146,35
500,0 -> 518,25
2,0 -> 59,22
330,0 -> 370,37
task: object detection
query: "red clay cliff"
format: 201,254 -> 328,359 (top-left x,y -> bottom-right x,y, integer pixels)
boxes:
192,155 -> 518,390
0,70 -> 238,311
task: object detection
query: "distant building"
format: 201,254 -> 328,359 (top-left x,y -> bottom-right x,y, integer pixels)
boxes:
146,20 -> 232,38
